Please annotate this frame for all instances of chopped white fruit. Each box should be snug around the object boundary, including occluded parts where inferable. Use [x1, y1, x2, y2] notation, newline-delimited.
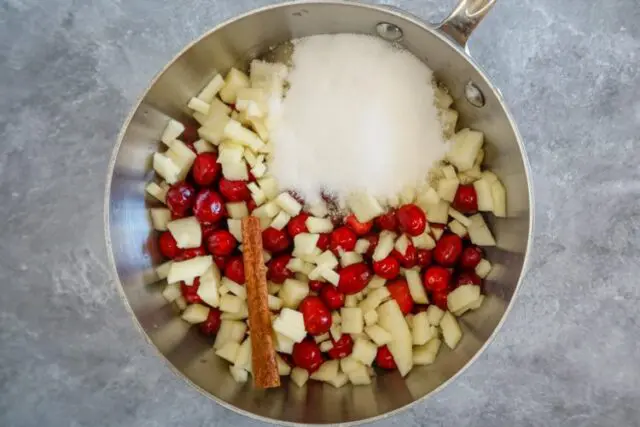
[440, 108, 459, 138]
[413, 338, 442, 365]
[198, 115, 230, 145]
[248, 183, 267, 206]
[188, 97, 210, 114]
[293, 233, 320, 256]
[234, 338, 252, 369]
[160, 119, 184, 145]
[181, 303, 210, 324]
[146, 181, 169, 204]
[468, 214, 496, 246]
[196, 266, 222, 307]
[405, 269, 429, 304]
[274, 353, 291, 376]
[308, 201, 328, 218]
[440, 311, 462, 349]
[426, 305, 445, 326]
[358, 287, 390, 313]
[174, 296, 187, 311]
[273, 308, 306, 343]
[372, 231, 396, 261]
[340, 356, 360, 374]
[257, 176, 279, 200]
[393, 234, 410, 256]
[319, 340, 334, 353]
[449, 207, 472, 227]
[432, 227, 445, 240]
[412, 312, 437, 345]
[411, 232, 436, 250]
[491, 179, 507, 217]
[447, 284, 481, 313]
[167, 217, 202, 249]
[216, 341, 240, 363]
[314, 333, 331, 344]
[458, 172, 479, 185]
[328, 372, 349, 388]
[290, 367, 309, 387]
[425, 200, 450, 224]
[268, 281, 282, 295]
[351, 339, 377, 366]
[150, 208, 171, 231]
[251, 161, 267, 179]
[314, 251, 339, 269]
[344, 295, 358, 308]
[219, 68, 250, 104]
[441, 165, 457, 180]
[167, 140, 196, 176]
[367, 275, 387, 290]
[279, 279, 309, 309]
[217, 141, 245, 164]
[341, 308, 364, 334]
[332, 311, 342, 325]
[347, 192, 385, 223]
[235, 88, 267, 115]
[286, 258, 314, 276]
[417, 186, 440, 207]
[438, 177, 460, 202]
[434, 86, 454, 109]
[473, 178, 494, 212]
[347, 363, 371, 385]
[475, 259, 492, 278]
[243, 149, 258, 167]
[226, 202, 249, 220]
[363, 310, 378, 326]
[252, 201, 280, 219]
[320, 268, 340, 286]
[161, 282, 181, 302]
[153, 153, 181, 184]
[221, 160, 249, 181]
[275, 192, 302, 216]
[167, 256, 212, 284]
[405, 314, 414, 329]
[340, 251, 363, 267]
[221, 277, 246, 299]
[274, 332, 295, 354]
[221, 306, 248, 320]
[330, 326, 342, 342]
[482, 170, 498, 183]
[193, 139, 215, 154]
[196, 74, 224, 103]
[223, 119, 264, 152]
[305, 217, 333, 233]
[227, 219, 243, 243]
[310, 360, 339, 382]
[269, 210, 291, 230]
[446, 128, 484, 172]
[229, 366, 249, 383]
[218, 284, 229, 295]
[364, 324, 392, 346]
[354, 239, 371, 255]
[475, 149, 485, 167]
[377, 300, 413, 376]
[219, 294, 246, 314]
[449, 220, 467, 238]
[267, 294, 283, 311]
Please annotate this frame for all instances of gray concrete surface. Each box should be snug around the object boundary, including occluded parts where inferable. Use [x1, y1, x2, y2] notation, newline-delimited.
[1, 0, 639, 426]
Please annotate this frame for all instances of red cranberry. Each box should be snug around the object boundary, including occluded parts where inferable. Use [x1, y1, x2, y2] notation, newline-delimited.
[174, 246, 207, 261]
[199, 308, 222, 335]
[319, 284, 346, 310]
[330, 227, 357, 254]
[292, 340, 324, 373]
[158, 231, 182, 259]
[166, 181, 196, 217]
[455, 271, 482, 287]
[182, 124, 199, 144]
[287, 213, 309, 237]
[218, 178, 250, 202]
[396, 204, 427, 236]
[299, 296, 332, 335]
[412, 304, 429, 314]
[309, 280, 325, 293]
[423, 266, 451, 293]
[192, 152, 221, 187]
[431, 290, 449, 310]
[452, 185, 478, 214]
[375, 345, 397, 370]
[193, 189, 226, 224]
[206, 230, 237, 256]
[213, 255, 227, 270]
[363, 234, 379, 257]
[316, 233, 330, 251]
[246, 199, 257, 212]
[262, 227, 291, 253]
[460, 245, 483, 269]
[267, 254, 293, 283]
[181, 278, 202, 304]
[372, 256, 400, 279]
[392, 243, 417, 268]
[416, 249, 433, 268]
[386, 279, 414, 314]
[224, 256, 245, 284]
[375, 210, 398, 231]
[201, 223, 220, 240]
[337, 263, 372, 295]
[327, 334, 354, 359]
[345, 214, 373, 236]
[434, 234, 463, 267]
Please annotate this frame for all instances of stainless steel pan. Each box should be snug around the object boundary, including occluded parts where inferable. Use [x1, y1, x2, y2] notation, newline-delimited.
[105, 0, 533, 424]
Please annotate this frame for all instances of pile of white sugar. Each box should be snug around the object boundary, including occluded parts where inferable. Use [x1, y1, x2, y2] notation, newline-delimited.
[269, 34, 448, 206]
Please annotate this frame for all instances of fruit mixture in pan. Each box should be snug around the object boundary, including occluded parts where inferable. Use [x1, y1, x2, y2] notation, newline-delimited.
[146, 36, 506, 388]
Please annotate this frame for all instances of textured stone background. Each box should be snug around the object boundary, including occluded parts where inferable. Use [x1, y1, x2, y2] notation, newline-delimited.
[1, 0, 639, 426]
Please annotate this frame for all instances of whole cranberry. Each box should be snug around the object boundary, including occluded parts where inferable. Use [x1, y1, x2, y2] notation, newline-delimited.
[174, 246, 207, 261]
[455, 271, 482, 287]
[224, 256, 245, 284]
[299, 296, 332, 335]
[181, 278, 202, 304]
[375, 345, 397, 370]
[412, 304, 429, 314]
[363, 234, 379, 257]
[452, 185, 478, 214]
[386, 279, 414, 314]
[327, 334, 354, 359]
[292, 340, 324, 373]
[166, 181, 196, 217]
[262, 227, 291, 253]
[181, 123, 199, 144]
[218, 178, 251, 202]
[375, 210, 398, 231]
[431, 290, 449, 310]
[337, 263, 372, 295]
[199, 308, 222, 336]
[309, 280, 325, 293]
[192, 152, 221, 187]
[319, 284, 346, 310]
[460, 245, 483, 269]
[434, 234, 463, 267]
[193, 189, 226, 224]
[316, 233, 330, 251]
[392, 243, 417, 268]
[330, 227, 357, 254]
[372, 256, 400, 279]
[246, 199, 257, 212]
[267, 254, 293, 283]
[287, 213, 309, 237]
[416, 249, 433, 268]
[396, 204, 427, 236]
[201, 223, 220, 241]
[423, 266, 451, 293]
[206, 230, 237, 256]
[345, 214, 373, 236]
[158, 231, 182, 259]
[213, 255, 227, 270]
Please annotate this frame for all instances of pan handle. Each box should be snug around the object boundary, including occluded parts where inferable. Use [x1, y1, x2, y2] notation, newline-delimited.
[437, 0, 497, 48]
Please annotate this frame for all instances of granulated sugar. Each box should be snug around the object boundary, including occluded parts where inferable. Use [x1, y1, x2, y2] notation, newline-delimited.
[269, 34, 448, 206]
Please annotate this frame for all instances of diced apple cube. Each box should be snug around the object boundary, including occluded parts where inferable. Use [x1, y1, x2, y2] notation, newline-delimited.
[394, 234, 410, 256]
[227, 219, 243, 243]
[167, 140, 197, 177]
[482, 170, 499, 183]
[167, 256, 212, 284]
[449, 207, 472, 227]
[266, 210, 290, 231]
[292, 233, 320, 257]
[347, 363, 371, 385]
[149, 208, 171, 231]
[252, 201, 280, 219]
[198, 119, 230, 146]
[447, 284, 481, 313]
[310, 360, 339, 382]
[434, 86, 454, 109]
[441, 165, 457, 179]
[413, 338, 442, 365]
[226, 202, 249, 220]
[220, 294, 245, 314]
[308, 201, 328, 218]
[221, 277, 246, 298]
[161, 282, 181, 302]
[440, 311, 462, 349]
[475, 259, 492, 278]
[197, 265, 222, 307]
[156, 261, 173, 280]
[216, 341, 240, 363]
[432, 227, 445, 240]
[223, 119, 264, 152]
[377, 300, 413, 376]
[411, 232, 436, 250]
[448, 220, 467, 238]
[188, 97, 210, 114]
[221, 160, 249, 181]
[364, 324, 392, 346]
[181, 303, 210, 324]
[367, 276, 387, 290]
[196, 74, 224, 103]
[279, 279, 309, 309]
[341, 308, 363, 334]
[354, 239, 371, 255]
[319, 340, 334, 353]
[405, 268, 429, 304]
[440, 108, 459, 138]
[363, 310, 378, 326]
[340, 251, 363, 267]
[160, 119, 184, 145]
[221, 306, 248, 320]
[153, 153, 181, 184]
[473, 178, 494, 212]
[193, 139, 215, 154]
[219, 68, 250, 104]
[257, 176, 279, 200]
[234, 338, 252, 368]
[347, 192, 385, 223]
[425, 200, 450, 224]
[229, 365, 248, 383]
[351, 339, 377, 366]
[446, 128, 484, 172]
[319, 268, 340, 286]
[412, 312, 437, 345]
[417, 186, 440, 207]
[339, 356, 360, 373]
[328, 372, 349, 388]
[167, 216, 202, 249]
[372, 231, 395, 261]
[274, 332, 295, 354]
[251, 161, 267, 179]
[174, 296, 187, 311]
[426, 305, 445, 326]
[274, 192, 302, 216]
[314, 333, 330, 344]
[146, 181, 168, 204]
[358, 287, 390, 313]
[344, 295, 358, 308]
[468, 214, 496, 246]
[305, 217, 333, 233]
[329, 323, 342, 341]
[290, 367, 309, 387]
[217, 141, 244, 164]
[273, 308, 306, 343]
[267, 294, 283, 311]
[491, 179, 507, 217]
